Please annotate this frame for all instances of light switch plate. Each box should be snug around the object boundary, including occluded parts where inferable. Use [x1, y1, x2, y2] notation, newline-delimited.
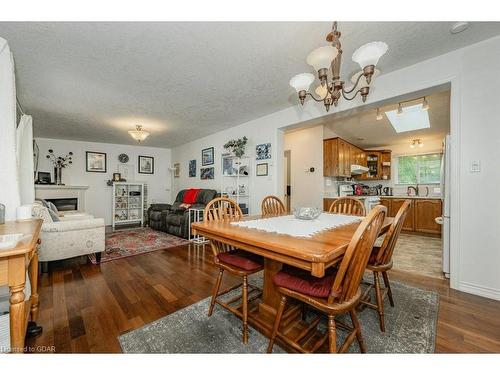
[470, 160, 481, 173]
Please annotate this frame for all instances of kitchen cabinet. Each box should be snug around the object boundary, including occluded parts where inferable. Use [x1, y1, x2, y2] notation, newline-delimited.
[380, 150, 391, 180]
[379, 198, 391, 210]
[414, 199, 442, 234]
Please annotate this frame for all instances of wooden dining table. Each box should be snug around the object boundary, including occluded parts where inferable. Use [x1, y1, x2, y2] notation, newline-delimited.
[192, 213, 393, 337]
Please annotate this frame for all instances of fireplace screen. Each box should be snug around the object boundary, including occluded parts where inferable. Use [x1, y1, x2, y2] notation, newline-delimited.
[46, 198, 78, 212]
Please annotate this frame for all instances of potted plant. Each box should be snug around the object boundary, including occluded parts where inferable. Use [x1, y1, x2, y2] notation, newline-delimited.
[223, 136, 248, 158]
[46, 149, 73, 185]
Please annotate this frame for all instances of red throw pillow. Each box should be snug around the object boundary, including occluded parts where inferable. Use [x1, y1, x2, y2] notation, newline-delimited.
[183, 189, 201, 204]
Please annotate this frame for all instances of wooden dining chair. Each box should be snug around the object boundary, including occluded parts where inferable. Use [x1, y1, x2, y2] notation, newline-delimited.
[328, 197, 366, 216]
[261, 195, 286, 216]
[267, 205, 387, 354]
[359, 199, 411, 332]
[204, 197, 263, 344]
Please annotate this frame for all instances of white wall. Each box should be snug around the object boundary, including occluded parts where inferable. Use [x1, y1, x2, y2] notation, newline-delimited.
[284, 125, 324, 209]
[35, 138, 172, 225]
[171, 35, 500, 300]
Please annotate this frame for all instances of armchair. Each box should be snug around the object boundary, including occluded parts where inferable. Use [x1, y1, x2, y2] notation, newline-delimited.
[32, 203, 105, 269]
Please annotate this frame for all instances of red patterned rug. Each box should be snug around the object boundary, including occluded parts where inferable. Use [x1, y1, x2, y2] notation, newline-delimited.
[88, 227, 189, 264]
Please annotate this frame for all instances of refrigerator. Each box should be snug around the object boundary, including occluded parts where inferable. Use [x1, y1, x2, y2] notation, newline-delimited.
[440, 134, 451, 278]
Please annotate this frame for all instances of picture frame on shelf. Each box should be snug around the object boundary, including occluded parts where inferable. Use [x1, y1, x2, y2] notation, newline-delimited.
[200, 167, 214, 180]
[86, 151, 107, 173]
[173, 163, 180, 178]
[256, 143, 271, 160]
[202, 147, 214, 166]
[138, 155, 154, 174]
[188, 160, 196, 177]
[256, 162, 268, 176]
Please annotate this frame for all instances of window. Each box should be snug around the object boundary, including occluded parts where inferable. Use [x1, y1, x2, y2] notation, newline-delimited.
[396, 153, 442, 184]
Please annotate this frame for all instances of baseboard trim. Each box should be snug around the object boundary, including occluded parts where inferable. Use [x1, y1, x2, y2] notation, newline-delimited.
[458, 281, 500, 301]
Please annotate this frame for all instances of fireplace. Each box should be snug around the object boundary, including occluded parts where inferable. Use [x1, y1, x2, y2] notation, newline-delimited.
[46, 198, 78, 212]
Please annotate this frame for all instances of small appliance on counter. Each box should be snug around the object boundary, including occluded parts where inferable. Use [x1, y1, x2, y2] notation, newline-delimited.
[382, 187, 393, 196]
[339, 184, 354, 197]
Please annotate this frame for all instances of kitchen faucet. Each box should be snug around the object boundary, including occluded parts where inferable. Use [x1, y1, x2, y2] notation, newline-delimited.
[407, 185, 419, 196]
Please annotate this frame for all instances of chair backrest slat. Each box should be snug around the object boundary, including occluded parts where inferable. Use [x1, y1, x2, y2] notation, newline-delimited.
[374, 199, 411, 265]
[261, 195, 286, 216]
[204, 198, 243, 257]
[328, 197, 366, 216]
[329, 205, 386, 303]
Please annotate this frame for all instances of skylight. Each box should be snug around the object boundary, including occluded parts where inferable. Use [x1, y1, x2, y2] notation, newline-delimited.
[385, 104, 430, 133]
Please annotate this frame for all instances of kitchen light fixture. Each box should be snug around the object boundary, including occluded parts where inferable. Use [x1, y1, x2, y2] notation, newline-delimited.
[410, 139, 424, 148]
[422, 96, 429, 111]
[289, 22, 388, 112]
[376, 108, 383, 120]
[128, 125, 150, 143]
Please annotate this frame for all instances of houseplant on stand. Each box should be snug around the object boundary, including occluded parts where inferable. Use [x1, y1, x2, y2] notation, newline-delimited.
[46, 149, 73, 185]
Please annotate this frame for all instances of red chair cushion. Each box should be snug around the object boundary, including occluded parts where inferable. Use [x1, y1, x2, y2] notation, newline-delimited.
[273, 267, 340, 298]
[217, 250, 263, 271]
[369, 246, 381, 265]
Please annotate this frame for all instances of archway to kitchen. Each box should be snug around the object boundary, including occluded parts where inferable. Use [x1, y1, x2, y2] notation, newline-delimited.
[281, 84, 452, 281]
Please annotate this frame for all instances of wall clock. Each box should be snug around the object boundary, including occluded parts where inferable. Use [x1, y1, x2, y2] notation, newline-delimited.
[118, 153, 129, 163]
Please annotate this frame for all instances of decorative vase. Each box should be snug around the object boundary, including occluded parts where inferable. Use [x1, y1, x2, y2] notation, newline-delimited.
[54, 166, 63, 185]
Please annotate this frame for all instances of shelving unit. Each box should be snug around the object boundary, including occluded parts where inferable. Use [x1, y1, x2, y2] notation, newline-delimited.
[112, 182, 144, 229]
[221, 154, 251, 215]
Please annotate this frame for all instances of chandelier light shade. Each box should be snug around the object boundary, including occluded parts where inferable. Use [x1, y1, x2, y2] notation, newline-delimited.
[290, 22, 388, 112]
[128, 125, 150, 143]
[289, 73, 315, 93]
[352, 42, 388, 70]
[306, 46, 339, 72]
[350, 68, 380, 87]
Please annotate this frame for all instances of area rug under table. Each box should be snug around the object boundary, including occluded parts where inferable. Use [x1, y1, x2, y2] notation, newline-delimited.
[119, 274, 439, 353]
[88, 227, 189, 264]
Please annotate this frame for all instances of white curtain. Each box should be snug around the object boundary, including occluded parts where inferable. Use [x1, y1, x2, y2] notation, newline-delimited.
[0, 37, 21, 220]
[16, 114, 35, 205]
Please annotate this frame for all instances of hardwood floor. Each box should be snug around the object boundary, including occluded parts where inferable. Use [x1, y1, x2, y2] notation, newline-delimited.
[26, 244, 500, 353]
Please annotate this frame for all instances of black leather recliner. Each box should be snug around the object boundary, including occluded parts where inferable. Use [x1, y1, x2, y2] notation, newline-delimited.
[147, 189, 218, 238]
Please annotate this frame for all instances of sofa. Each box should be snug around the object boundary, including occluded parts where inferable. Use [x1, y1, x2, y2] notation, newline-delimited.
[32, 202, 105, 269]
[148, 189, 218, 238]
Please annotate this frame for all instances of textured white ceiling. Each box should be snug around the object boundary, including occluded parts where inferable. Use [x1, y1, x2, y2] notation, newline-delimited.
[323, 90, 450, 149]
[1, 22, 499, 148]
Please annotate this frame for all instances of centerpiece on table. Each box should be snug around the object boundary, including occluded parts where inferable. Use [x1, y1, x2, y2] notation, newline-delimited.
[46, 149, 73, 185]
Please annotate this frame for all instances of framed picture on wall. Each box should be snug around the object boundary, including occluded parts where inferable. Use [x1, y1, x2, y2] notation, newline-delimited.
[200, 167, 214, 180]
[256, 163, 268, 176]
[86, 151, 107, 173]
[173, 163, 180, 178]
[256, 143, 271, 160]
[138, 155, 154, 174]
[202, 147, 214, 166]
[189, 160, 196, 177]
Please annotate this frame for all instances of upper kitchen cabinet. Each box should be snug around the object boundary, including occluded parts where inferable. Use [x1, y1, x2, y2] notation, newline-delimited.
[324, 137, 366, 177]
[323, 137, 390, 179]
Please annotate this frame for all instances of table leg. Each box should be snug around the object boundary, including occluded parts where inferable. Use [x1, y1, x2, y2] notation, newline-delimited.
[9, 256, 26, 353]
[28, 250, 39, 322]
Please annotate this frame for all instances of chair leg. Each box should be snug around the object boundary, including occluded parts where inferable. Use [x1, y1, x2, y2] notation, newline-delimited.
[208, 269, 224, 317]
[373, 271, 385, 332]
[327, 315, 337, 353]
[382, 271, 394, 307]
[350, 310, 366, 353]
[267, 295, 287, 353]
[242, 275, 249, 344]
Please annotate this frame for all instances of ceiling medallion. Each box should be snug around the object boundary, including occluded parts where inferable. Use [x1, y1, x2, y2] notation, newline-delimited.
[128, 124, 150, 143]
[289, 22, 388, 112]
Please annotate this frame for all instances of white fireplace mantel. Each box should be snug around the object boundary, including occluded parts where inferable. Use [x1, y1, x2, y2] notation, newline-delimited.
[35, 185, 89, 212]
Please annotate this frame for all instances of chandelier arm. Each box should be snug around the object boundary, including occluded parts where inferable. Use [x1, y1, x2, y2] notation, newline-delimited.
[342, 73, 364, 95]
[305, 92, 327, 103]
[341, 88, 360, 101]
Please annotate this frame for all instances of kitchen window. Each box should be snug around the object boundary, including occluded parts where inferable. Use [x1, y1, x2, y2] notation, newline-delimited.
[396, 153, 442, 184]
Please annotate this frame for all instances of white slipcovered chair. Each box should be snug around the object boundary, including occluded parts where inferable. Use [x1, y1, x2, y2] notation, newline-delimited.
[32, 203, 105, 270]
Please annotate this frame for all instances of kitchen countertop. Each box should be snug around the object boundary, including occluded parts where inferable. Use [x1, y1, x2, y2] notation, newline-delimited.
[323, 195, 441, 200]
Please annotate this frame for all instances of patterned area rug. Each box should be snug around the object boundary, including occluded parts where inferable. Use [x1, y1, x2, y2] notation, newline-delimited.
[88, 227, 189, 264]
[119, 273, 439, 353]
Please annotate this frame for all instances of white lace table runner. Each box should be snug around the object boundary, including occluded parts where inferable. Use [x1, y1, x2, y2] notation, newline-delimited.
[230, 213, 362, 238]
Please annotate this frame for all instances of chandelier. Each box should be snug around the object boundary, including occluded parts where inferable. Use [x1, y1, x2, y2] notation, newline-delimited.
[128, 125, 150, 143]
[289, 22, 388, 111]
